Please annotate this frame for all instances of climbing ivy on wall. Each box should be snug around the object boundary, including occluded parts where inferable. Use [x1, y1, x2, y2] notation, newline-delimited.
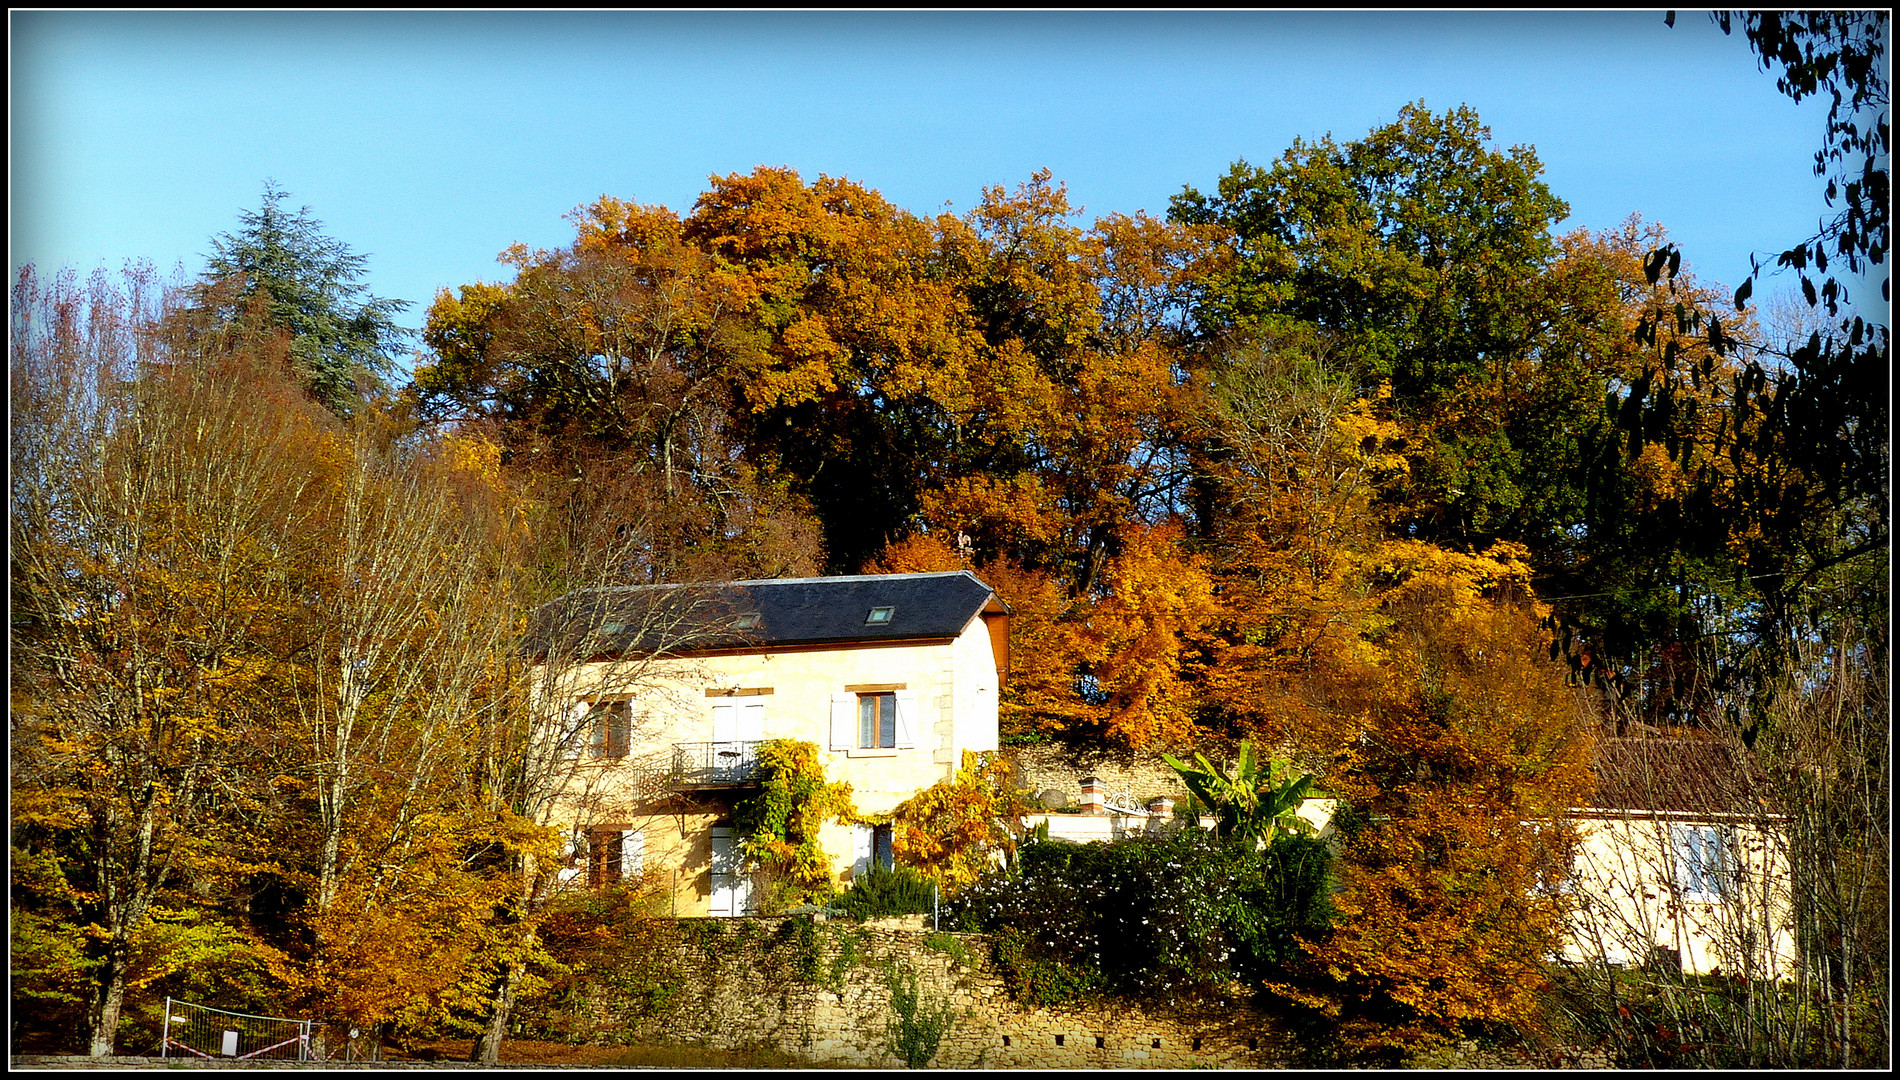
[884, 962, 960, 1067]
[890, 750, 1033, 893]
[734, 740, 859, 910]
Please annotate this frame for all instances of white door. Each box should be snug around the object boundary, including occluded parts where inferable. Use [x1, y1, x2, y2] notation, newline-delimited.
[711, 702, 765, 780]
[709, 826, 750, 916]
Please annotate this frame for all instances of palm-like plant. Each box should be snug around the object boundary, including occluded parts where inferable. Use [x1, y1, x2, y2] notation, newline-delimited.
[1163, 740, 1318, 847]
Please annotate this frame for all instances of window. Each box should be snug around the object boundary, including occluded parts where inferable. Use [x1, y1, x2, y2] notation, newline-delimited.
[586, 700, 631, 760]
[865, 606, 894, 625]
[853, 823, 894, 875]
[873, 823, 893, 870]
[1530, 823, 1578, 896]
[829, 689, 914, 751]
[709, 701, 765, 780]
[586, 828, 643, 887]
[1671, 823, 1733, 902]
[859, 692, 896, 748]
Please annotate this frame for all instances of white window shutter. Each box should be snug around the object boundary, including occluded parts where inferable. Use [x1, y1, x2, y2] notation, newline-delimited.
[893, 690, 918, 749]
[621, 829, 644, 877]
[709, 828, 729, 916]
[557, 830, 581, 883]
[852, 823, 873, 876]
[1672, 824, 1711, 897]
[830, 693, 856, 750]
[740, 702, 765, 741]
[1670, 825, 1685, 884]
[564, 701, 591, 759]
[712, 703, 735, 742]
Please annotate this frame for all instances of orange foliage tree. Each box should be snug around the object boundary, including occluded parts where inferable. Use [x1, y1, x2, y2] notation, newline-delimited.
[1266, 544, 1594, 1056]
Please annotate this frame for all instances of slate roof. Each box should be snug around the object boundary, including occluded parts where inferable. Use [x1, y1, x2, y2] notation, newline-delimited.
[531, 571, 1005, 659]
[1581, 736, 1776, 817]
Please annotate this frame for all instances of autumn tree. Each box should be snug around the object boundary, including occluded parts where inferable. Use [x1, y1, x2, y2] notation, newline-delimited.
[268, 418, 532, 1048]
[880, 174, 1231, 748]
[10, 263, 323, 1054]
[411, 196, 823, 582]
[921, 173, 1210, 586]
[675, 166, 981, 571]
[450, 481, 748, 1065]
[1268, 545, 1594, 1059]
[1184, 330, 1410, 746]
[1166, 295, 1597, 1053]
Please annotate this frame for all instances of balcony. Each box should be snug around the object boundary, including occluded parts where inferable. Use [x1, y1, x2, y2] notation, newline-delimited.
[671, 740, 764, 788]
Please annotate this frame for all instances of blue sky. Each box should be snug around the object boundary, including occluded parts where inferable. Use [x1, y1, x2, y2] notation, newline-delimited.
[10, 11, 1846, 342]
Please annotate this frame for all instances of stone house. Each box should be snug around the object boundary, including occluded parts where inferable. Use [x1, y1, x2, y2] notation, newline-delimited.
[538, 571, 1009, 916]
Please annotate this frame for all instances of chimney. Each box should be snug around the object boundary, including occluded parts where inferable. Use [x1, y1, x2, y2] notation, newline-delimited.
[1145, 795, 1174, 834]
[1080, 775, 1105, 814]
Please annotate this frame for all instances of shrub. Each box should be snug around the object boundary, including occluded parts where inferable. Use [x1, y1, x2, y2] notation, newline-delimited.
[836, 862, 937, 920]
[946, 828, 1334, 1006]
[528, 880, 681, 1032]
[733, 740, 857, 910]
[889, 750, 1032, 894]
[921, 931, 972, 967]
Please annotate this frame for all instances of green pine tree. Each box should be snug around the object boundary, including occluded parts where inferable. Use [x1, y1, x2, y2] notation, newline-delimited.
[200, 180, 410, 414]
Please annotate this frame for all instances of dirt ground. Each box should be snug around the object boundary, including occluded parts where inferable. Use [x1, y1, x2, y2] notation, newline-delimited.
[399, 1039, 821, 1068]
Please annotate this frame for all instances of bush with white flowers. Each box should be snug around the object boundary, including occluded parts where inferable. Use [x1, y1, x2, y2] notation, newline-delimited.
[945, 827, 1334, 1006]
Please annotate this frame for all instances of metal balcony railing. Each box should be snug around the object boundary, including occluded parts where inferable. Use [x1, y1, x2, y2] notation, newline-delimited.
[671, 740, 764, 787]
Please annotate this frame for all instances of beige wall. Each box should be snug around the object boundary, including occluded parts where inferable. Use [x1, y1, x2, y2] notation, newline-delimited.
[1560, 812, 1795, 978]
[545, 612, 1000, 915]
[1024, 798, 1339, 846]
[949, 611, 1001, 767]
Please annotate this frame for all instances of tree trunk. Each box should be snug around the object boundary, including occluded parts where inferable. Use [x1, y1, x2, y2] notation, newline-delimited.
[86, 794, 163, 1056]
[471, 961, 523, 1066]
[84, 938, 130, 1056]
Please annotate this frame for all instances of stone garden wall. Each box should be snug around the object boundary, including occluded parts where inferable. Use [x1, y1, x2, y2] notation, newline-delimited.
[1006, 741, 1196, 809]
[578, 914, 1296, 1068]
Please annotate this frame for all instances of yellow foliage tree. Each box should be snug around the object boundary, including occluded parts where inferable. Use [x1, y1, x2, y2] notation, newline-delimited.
[890, 751, 1031, 894]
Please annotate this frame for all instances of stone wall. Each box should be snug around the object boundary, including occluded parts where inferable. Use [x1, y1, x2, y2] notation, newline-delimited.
[1004, 741, 1198, 809]
[582, 915, 1294, 1068]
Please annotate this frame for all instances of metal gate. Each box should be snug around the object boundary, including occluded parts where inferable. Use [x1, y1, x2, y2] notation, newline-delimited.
[161, 996, 316, 1061]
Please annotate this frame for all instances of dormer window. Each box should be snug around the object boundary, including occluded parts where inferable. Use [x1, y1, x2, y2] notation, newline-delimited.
[732, 612, 762, 630]
[865, 606, 894, 626]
